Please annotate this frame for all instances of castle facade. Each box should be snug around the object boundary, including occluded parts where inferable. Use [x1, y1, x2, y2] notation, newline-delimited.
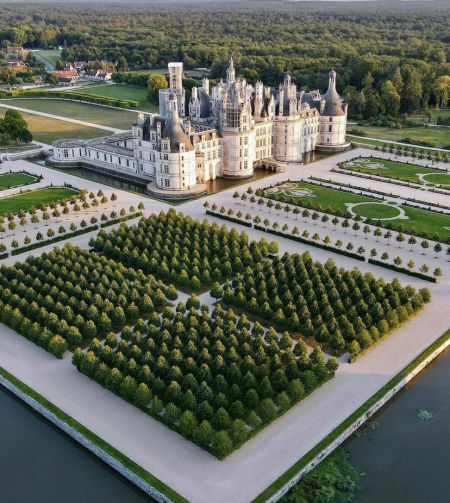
[49, 60, 349, 198]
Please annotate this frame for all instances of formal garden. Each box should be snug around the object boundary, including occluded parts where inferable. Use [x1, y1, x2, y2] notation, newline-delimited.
[216, 252, 429, 358]
[0, 244, 176, 357]
[73, 299, 338, 458]
[0, 171, 40, 190]
[339, 157, 450, 188]
[90, 209, 276, 292]
[0, 186, 79, 215]
[261, 180, 450, 242]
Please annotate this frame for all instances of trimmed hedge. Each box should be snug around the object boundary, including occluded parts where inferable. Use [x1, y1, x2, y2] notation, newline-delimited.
[0, 252, 8, 260]
[368, 258, 436, 283]
[206, 210, 252, 227]
[253, 224, 365, 261]
[11, 225, 98, 255]
[100, 212, 142, 228]
[0, 90, 139, 109]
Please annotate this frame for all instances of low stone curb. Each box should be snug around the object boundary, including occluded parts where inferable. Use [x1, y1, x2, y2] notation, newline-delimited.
[0, 373, 175, 503]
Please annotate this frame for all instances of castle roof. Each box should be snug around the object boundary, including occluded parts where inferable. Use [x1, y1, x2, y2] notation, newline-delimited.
[322, 70, 345, 117]
[162, 94, 194, 152]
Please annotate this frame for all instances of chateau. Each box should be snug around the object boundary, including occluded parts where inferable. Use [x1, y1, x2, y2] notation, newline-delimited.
[49, 60, 349, 198]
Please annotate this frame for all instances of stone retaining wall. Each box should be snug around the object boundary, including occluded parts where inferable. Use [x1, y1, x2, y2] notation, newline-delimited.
[266, 335, 450, 503]
[0, 374, 175, 503]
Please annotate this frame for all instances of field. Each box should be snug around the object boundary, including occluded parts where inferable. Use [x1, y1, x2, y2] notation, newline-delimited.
[65, 84, 158, 112]
[264, 181, 450, 241]
[0, 106, 107, 144]
[35, 49, 62, 67]
[0, 99, 136, 129]
[0, 187, 79, 214]
[341, 157, 450, 188]
[409, 108, 450, 123]
[349, 124, 450, 149]
[0, 172, 38, 189]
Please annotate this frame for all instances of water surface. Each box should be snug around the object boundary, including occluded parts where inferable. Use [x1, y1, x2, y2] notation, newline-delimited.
[0, 386, 154, 503]
[347, 347, 450, 503]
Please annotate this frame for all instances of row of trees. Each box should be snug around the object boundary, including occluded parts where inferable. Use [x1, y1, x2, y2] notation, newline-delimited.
[257, 184, 450, 244]
[215, 253, 430, 357]
[91, 209, 274, 292]
[0, 244, 175, 356]
[73, 300, 338, 458]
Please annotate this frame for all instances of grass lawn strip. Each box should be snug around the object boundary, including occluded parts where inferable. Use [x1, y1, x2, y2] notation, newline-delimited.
[0, 365, 188, 503]
[341, 157, 450, 187]
[64, 84, 158, 112]
[252, 328, 450, 503]
[0, 99, 137, 130]
[264, 180, 450, 241]
[0, 106, 108, 144]
[0, 187, 79, 214]
[0, 172, 38, 189]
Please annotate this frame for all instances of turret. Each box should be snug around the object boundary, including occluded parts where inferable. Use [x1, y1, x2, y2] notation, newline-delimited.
[226, 56, 235, 84]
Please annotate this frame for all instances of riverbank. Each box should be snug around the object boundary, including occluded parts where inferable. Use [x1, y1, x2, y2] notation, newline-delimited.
[255, 327, 450, 503]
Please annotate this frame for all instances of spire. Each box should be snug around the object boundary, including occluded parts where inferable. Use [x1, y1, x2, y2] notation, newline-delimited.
[327, 70, 337, 93]
[323, 70, 345, 117]
[226, 55, 235, 84]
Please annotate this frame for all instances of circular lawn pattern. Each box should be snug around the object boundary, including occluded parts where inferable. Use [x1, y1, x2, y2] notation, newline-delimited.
[347, 202, 407, 220]
[419, 172, 450, 188]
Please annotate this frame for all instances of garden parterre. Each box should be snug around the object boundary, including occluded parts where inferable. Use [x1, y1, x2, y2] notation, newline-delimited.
[340, 157, 450, 188]
[262, 181, 450, 242]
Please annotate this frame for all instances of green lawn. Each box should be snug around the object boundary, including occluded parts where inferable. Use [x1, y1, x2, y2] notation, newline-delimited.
[0, 187, 79, 214]
[409, 108, 450, 123]
[0, 143, 40, 153]
[0, 172, 38, 189]
[64, 84, 158, 112]
[0, 99, 136, 129]
[350, 124, 450, 149]
[341, 157, 450, 188]
[264, 181, 450, 241]
[0, 106, 107, 144]
[35, 50, 62, 67]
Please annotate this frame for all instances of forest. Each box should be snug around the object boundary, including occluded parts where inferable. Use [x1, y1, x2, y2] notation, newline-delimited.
[0, 2, 448, 118]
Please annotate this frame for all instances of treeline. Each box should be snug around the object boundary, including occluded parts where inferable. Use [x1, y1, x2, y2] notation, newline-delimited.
[0, 3, 448, 117]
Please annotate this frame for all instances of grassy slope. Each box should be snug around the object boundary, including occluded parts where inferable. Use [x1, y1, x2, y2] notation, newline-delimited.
[0, 99, 136, 129]
[35, 49, 61, 67]
[0, 187, 79, 214]
[0, 172, 37, 188]
[68, 84, 158, 112]
[352, 124, 450, 149]
[0, 106, 107, 144]
[265, 181, 450, 240]
[342, 157, 450, 186]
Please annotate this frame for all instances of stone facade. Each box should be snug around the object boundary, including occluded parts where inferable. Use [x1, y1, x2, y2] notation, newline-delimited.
[49, 60, 349, 199]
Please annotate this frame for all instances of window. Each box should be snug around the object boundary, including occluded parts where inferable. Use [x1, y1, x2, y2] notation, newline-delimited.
[329, 117, 332, 122]
[126, 159, 129, 167]
[164, 165, 169, 174]
[163, 154, 168, 160]
[63, 149, 68, 158]
[164, 178, 170, 188]
[329, 125, 332, 132]
[118, 158, 121, 165]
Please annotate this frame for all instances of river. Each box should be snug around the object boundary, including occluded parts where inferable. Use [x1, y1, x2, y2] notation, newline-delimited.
[347, 346, 450, 503]
[0, 386, 154, 503]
